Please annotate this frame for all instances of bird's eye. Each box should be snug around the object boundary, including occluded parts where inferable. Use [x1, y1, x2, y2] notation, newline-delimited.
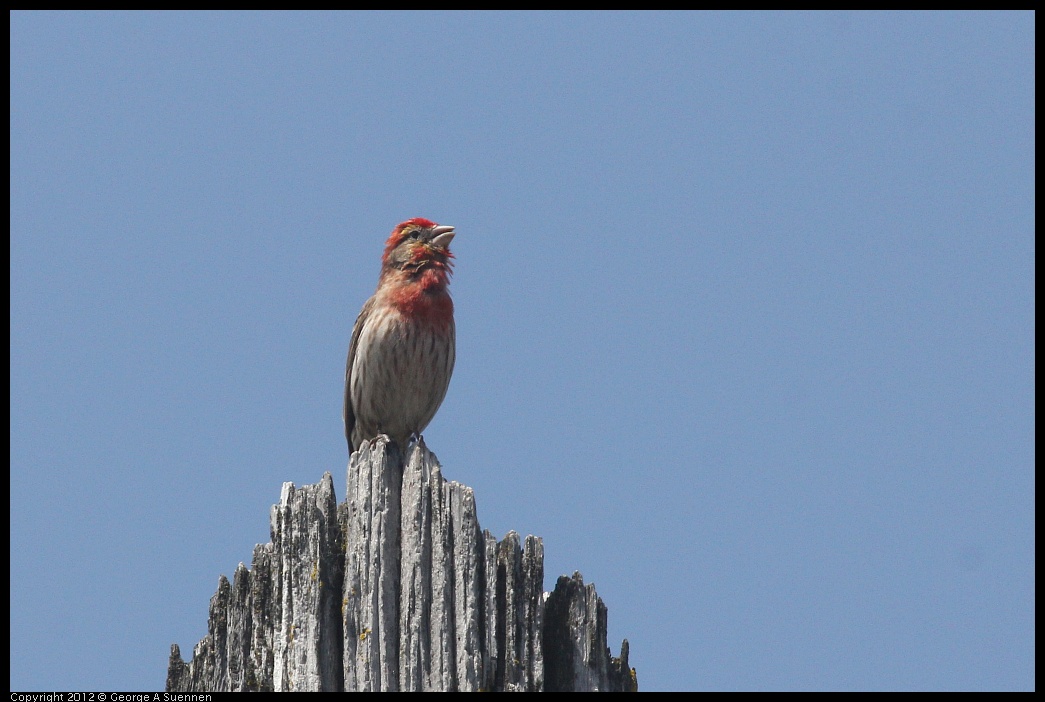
[407, 228, 423, 240]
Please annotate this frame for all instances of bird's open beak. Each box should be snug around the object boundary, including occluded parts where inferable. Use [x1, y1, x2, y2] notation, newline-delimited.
[428, 225, 455, 250]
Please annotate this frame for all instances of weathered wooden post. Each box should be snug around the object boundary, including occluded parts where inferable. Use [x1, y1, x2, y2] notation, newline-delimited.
[166, 438, 636, 691]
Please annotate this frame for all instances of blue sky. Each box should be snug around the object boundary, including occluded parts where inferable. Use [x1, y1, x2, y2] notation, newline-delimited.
[10, 11, 1034, 691]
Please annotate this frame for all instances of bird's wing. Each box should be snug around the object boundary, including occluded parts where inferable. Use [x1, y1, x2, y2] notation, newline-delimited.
[344, 296, 376, 455]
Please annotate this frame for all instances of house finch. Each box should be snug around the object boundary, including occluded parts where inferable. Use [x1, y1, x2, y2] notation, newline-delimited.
[343, 217, 457, 455]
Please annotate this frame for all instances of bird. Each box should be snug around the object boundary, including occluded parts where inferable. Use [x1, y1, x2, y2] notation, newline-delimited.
[343, 217, 457, 456]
